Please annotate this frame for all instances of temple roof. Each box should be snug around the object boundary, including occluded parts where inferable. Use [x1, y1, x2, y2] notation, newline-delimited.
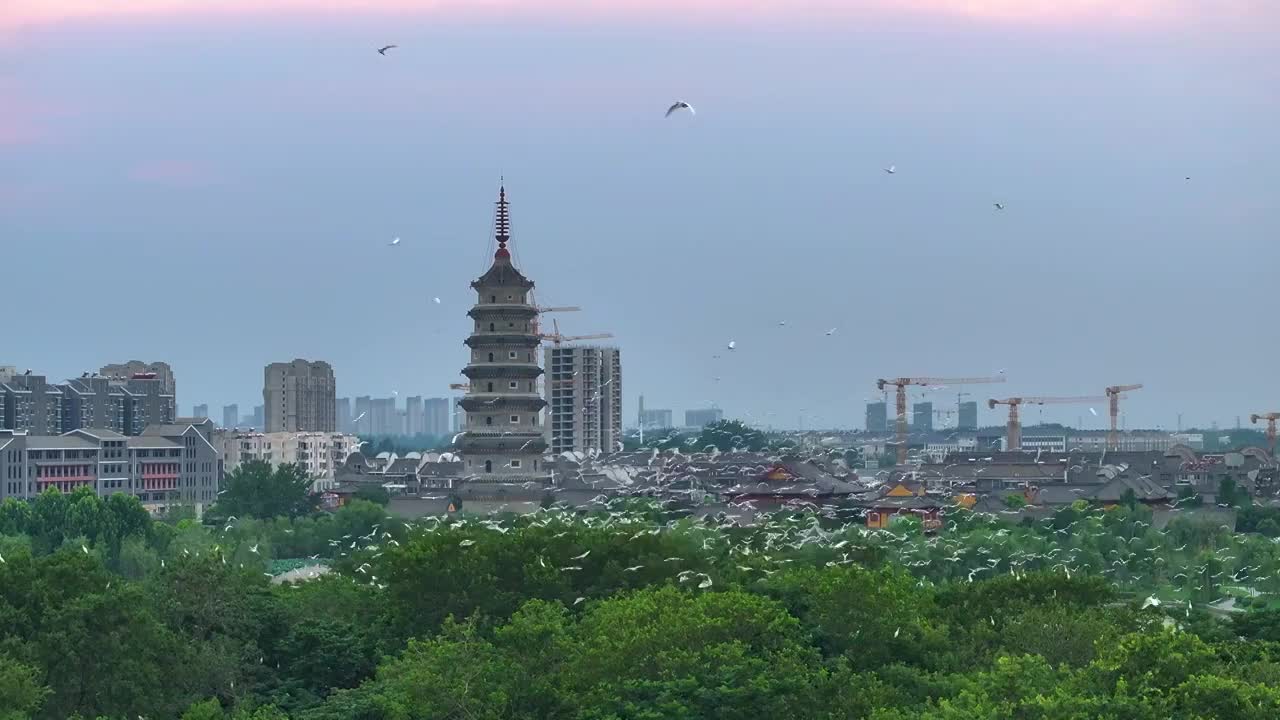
[472, 184, 535, 290]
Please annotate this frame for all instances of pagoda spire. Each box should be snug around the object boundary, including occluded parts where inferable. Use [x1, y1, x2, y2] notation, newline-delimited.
[494, 179, 511, 259]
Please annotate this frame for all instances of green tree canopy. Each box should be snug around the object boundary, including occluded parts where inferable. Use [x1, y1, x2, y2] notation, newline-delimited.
[212, 461, 315, 520]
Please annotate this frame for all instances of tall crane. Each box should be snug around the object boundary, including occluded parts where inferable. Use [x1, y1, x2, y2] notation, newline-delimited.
[876, 376, 1006, 464]
[540, 318, 613, 347]
[1105, 383, 1144, 450]
[1250, 412, 1280, 456]
[988, 396, 1109, 451]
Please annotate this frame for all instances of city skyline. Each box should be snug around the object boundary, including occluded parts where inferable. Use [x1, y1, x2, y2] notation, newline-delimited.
[3, 1, 1276, 431]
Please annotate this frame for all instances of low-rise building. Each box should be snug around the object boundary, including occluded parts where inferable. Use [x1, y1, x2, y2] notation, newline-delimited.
[218, 430, 361, 491]
[0, 419, 221, 512]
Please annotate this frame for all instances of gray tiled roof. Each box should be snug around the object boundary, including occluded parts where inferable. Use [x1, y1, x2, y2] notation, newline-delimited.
[26, 436, 96, 450]
[127, 436, 180, 449]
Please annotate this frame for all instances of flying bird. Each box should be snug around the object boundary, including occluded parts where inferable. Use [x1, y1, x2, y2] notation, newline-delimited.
[825, 328, 837, 336]
[665, 101, 695, 117]
[993, 203, 1005, 210]
[727, 340, 736, 350]
[433, 297, 441, 304]
[389, 237, 401, 246]
[884, 165, 896, 174]
[377, 45, 397, 55]
[1089, 408, 1098, 416]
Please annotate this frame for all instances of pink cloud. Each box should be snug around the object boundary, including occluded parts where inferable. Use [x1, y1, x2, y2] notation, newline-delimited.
[127, 159, 212, 186]
[3, 0, 1271, 31]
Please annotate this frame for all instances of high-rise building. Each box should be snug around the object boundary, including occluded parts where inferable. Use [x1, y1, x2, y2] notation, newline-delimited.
[913, 402, 934, 432]
[865, 401, 888, 432]
[59, 374, 174, 436]
[218, 430, 360, 492]
[424, 397, 450, 437]
[958, 401, 978, 431]
[639, 408, 673, 430]
[193, 404, 209, 420]
[546, 346, 623, 454]
[451, 396, 463, 433]
[685, 408, 723, 428]
[222, 404, 239, 429]
[100, 360, 176, 398]
[370, 397, 397, 435]
[251, 405, 264, 430]
[405, 396, 424, 436]
[263, 359, 335, 432]
[457, 186, 548, 481]
[336, 397, 352, 433]
[354, 396, 372, 435]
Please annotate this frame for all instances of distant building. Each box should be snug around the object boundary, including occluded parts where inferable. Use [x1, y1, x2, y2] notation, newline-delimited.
[865, 402, 888, 432]
[100, 360, 175, 397]
[218, 430, 360, 492]
[250, 405, 264, 430]
[685, 408, 724, 428]
[640, 408, 674, 430]
[451, 396, 463, 433]
[546, 346, 623, 454]
[222, 404, 239, 430]
[913, 402, 933, 432]
[60, 374, 175, 435]
[264, 359, 336, 432]
[193, 404, 209, 420]
[336, 397, 352, 433]
[354, 397, 372, 435]
[405, 396, 424, 435]
[958, 401, 978, 431]
[425, 397, 450, 437]
[370, 397, 397, 435]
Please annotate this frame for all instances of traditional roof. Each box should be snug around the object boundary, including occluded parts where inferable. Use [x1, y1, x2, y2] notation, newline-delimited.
[472, 185, 535, 290]
[127, 436, 181, 449]
[1088, 474, 1173, 503]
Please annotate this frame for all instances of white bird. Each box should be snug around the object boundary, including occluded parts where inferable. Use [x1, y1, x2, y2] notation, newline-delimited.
[433, 297, 441, 304]
[570, 550, 591, 560]
[459, 539, 476, 547]
[1141, 596, 1161, 609]
[665, 100, 695, 117]
[82, 544, 89, 554]
[249, 543, 259, 554]
[0, 552, 4, 563]
[893, 627, 900, 638]
[697, 575, 713, 589]
[573, 596, 586, 605]
[727, 340, 736, 350]
[884, 165, 896, 174]
[353, 411, 367, 423]
[377, 44, 397, 55]
[1089, 408, 1098, 416]
[624, 565, 644, 572]
[389, 237, 401, 246]
[825, 328, 837, 336]
[993, 202, 1005, 210]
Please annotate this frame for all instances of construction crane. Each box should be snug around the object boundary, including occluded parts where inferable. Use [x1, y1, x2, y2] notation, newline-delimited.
[1105, 383, 1144, 450]
[988, 396, 1109, 451]
[1250, 412, 1280, 455]
[540, 318, 613, 347]
[876, 376, 1006, 464]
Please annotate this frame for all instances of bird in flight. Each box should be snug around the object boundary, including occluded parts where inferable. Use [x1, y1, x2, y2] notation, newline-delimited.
[377, 45, 397, 55]
[884, 165, 896, 175]
[825, 327, 837, 336]
[433, 297, 441, 304]
[665, 101, 695, 118]
[993, 203, 1005, 210]
[727, 340, 736, 350]
[389, 237, 401, 246]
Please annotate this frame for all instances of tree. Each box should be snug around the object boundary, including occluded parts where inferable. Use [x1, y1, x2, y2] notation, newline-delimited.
[213, 461, 315, 520]
[351, 485, 390, 506]
[0, 655, 49, 720]
[1218, 477, 1242, 507]
[697, 419, 767, 452]
[1003, 494, 1027, 510]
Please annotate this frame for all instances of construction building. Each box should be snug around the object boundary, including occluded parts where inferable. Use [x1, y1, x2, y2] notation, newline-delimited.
[546, 346, 623, 454]
[958, 401, 978, 431]
[263, 359, 336, 433]
[456, 185, 549, 481]
[865, 401, 888, 432]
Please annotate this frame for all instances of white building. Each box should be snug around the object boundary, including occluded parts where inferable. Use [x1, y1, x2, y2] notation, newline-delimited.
[218, 430, 360, 491]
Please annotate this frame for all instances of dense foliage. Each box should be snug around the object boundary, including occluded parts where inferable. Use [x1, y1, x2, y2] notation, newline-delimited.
[4, 487, 1280, 718]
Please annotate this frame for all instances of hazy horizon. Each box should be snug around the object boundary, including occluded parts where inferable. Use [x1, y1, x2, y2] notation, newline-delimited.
[3, 0, 1277, 431]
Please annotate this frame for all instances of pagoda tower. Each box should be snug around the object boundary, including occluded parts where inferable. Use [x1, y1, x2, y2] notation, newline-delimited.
[457, 185, 549, 482]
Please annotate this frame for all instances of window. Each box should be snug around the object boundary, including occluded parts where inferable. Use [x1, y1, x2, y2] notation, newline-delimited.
[488, 352, 494, 362]
[484, 460, 492, 472]
[486, 382, 494, 392]
[486, 416, 493, 426]
[509, 381, 518, 389]
[490, 295, 496, 303]
[509, 351, 518, 360]
[510, 415, 520, 423]
[510, 459, 521, 468]
[489, 323, 495, 331]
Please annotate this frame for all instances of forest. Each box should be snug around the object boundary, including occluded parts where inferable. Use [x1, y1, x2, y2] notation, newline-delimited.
[4, 471, 1280, 718]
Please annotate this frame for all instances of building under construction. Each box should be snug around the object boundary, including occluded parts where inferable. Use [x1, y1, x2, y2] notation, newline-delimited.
[546, 346, 623, 455]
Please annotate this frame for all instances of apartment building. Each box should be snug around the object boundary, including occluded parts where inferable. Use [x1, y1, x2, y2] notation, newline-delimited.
[218, 430, 361, 491]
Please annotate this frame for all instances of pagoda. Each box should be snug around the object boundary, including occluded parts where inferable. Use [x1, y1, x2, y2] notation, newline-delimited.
[457, 185, 549, 482]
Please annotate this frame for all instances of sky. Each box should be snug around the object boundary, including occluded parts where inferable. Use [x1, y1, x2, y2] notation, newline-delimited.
[2, 0, 1277, 432]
